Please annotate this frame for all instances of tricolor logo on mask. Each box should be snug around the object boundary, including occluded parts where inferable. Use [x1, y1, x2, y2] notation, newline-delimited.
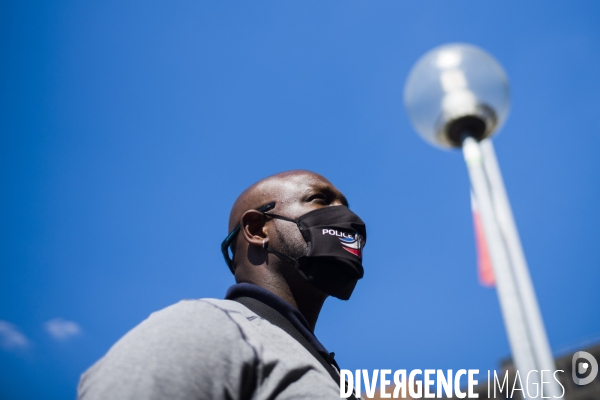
[322, 229, 364, 258]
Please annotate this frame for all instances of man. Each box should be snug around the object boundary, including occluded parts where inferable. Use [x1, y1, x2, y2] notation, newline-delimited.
[78, 170, 366, 399]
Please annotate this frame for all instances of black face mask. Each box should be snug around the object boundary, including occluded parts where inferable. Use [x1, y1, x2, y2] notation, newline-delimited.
[265, 205, 367, 300]
[221, 203, 367, 301]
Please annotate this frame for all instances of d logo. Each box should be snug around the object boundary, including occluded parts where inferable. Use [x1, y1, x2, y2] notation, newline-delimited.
[572, 351, 598, 385]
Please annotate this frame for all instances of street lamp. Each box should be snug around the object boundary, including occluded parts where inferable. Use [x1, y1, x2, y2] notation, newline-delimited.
[404, 43, 509, 148]
[404, 43, 561, 399]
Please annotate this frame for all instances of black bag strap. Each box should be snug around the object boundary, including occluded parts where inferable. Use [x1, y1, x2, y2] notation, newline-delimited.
[232, 296, 357, 400]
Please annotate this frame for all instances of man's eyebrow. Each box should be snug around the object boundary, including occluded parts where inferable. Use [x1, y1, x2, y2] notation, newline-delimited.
[319, 186, 349, 207]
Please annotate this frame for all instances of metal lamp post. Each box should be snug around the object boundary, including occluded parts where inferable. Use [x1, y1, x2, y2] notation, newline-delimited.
[404, 43, 561, 399]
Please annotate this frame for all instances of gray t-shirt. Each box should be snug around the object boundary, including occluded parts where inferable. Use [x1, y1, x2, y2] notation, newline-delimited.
[78, 298, 342, 399]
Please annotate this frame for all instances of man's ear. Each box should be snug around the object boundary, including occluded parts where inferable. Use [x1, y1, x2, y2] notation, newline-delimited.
[240, 210, 268, 248]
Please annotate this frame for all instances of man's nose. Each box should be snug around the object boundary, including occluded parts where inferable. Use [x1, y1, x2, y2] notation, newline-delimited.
[330, 198, 346, 207]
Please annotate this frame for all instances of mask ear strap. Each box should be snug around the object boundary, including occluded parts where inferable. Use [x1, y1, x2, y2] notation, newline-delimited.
[263, 213, 298, 223]
[261, 212, 302, 268]
[266, 247, 300, 269]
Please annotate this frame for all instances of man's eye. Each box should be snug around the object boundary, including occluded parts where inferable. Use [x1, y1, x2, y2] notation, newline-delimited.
[308, 194, 327, 203]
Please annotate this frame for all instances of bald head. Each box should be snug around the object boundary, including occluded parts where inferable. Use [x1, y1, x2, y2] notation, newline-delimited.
[228, 170, 348, 232]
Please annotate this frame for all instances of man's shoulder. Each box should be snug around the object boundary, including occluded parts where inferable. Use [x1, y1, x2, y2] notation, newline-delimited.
[150, 297, 255, 321]
[118, 297, 258, 345]
[78, 298, 262, 399]
[87, 298, 262, 370]
[79, 297, 342, 400]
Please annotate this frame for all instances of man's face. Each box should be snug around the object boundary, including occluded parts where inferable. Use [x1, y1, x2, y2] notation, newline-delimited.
[263, 172, 350, 259]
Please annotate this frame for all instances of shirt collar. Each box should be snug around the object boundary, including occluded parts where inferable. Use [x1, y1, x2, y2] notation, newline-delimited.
[225, 283, 329, 355]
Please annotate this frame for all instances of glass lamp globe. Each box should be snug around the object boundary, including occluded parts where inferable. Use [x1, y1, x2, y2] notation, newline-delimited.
[404, 43, 510, 149]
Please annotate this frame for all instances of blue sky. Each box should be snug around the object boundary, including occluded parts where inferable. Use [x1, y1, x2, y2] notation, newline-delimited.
[1, 1, 599, 398]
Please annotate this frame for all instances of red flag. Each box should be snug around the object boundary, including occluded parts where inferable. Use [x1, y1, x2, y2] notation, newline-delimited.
[471, 193, 495, 287]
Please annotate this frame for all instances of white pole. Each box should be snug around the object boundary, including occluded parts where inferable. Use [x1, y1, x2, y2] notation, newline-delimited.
[462, 137, 538, 398]
[480, 139, 561, 398]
